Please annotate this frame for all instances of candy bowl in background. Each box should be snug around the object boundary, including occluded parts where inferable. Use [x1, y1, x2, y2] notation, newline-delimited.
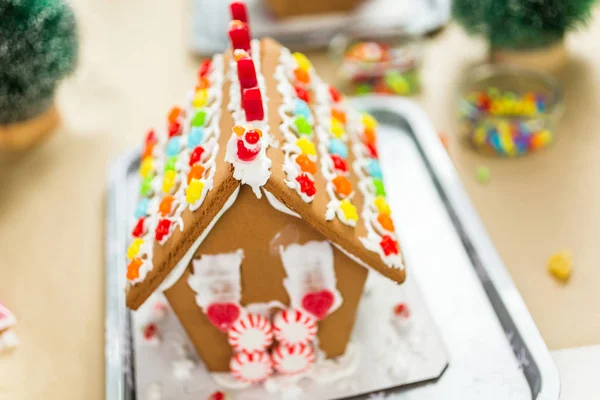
[330, 33, 422, 96]
[458, 65, 563, 157]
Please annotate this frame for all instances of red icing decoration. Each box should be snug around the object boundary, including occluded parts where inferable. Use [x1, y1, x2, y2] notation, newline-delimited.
[330, 154, 347, 172]
[228, 20, 250, 52]
[393, 303, 410, 318]
[295, 84, 311, 103]
[242, 87, 264, 121]
[145, 129, 156, 145]
[132, 218, 145, 238]
[366, 143, 379, 158]
[329, 85, 342, 103]
[236, 139, 260, 162]
[206, 303, 241, 332]
[209, 392, 227, 400]
[237, 57, 257, 89]
[230, 1, 248, 23]
[168, 121, 181, 138]
[301, 290, 334, 320]
[295, 174, 316, 197]
[245, 129, 260, 145]
[189, 146, 205, 166]
[155, 218, 172, 241]
[380, 235, 399, 256]
[198, 59, 212, 79]
[143, 323, 158, 340]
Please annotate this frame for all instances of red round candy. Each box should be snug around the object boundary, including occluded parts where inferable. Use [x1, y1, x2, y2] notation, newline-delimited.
[236, 140, 260, 162]
[168, 121, 181, 137]
[294, 84, 311, 103]
[198, 59, 212, 79]
[132, 218, 145, 238]
[366, 143, 378, 158]
[330, 154, 347, 172]
[245, 129, 260, 145]
[189, 146, 205, 166]
[155, 218, 172, 241]
[329, 85, 342, 103]
[296, 174, 316, 197]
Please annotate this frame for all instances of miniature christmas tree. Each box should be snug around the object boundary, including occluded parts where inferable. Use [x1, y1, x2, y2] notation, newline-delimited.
[453, 0, 595, 50]
[0, 0, 78, 125]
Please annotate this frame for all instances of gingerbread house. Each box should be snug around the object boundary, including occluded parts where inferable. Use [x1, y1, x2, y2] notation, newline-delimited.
[125, 2, 406, 383]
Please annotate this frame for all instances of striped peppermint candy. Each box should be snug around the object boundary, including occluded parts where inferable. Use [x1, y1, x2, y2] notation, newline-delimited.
[229, 351, 273, 383]
[227, 313, 273, 353]
[272, 343, 316, 375]
[273, 308, 317, 346]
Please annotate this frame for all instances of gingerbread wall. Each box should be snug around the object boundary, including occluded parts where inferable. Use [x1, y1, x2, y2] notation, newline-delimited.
[164, 185, 368, 372]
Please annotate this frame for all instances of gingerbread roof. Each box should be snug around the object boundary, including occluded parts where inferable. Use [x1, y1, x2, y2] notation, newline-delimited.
[125, 26, 405, 311]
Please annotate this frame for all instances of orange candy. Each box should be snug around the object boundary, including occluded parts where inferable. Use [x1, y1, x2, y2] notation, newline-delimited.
[363, 127, 376, 145]
[294, 68, 311, 84]
[332, 175, 353, 197]
[168, 107, 182, 124]
[377, 213, 395, 232]
[159, 195, 175, 216]
[142, 143, 155, 159]
[196, 77, 210, 90]
[233, 125, 246, 136]
[127, 258, 143, 281]
[331, 108, 346, 124]
[187, 164, 205, 184]
[295, 154, 317, 175]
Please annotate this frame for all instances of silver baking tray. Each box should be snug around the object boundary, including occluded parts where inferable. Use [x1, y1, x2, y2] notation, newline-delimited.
[105, 97, 560, 399]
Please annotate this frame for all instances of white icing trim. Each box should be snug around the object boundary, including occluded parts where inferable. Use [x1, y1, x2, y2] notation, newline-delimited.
[263, 189, 301, 218]
[158, 186, 241, 291]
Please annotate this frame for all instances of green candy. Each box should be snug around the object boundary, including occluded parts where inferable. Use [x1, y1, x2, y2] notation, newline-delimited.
[164, 155, 178, 171]
[140, 176, 154, 197]
[476, 165, 491, 184]
[294, 115, 312, 136]
[192, 110, 206, 127]
[373, 178, 386, 196]
[355, 83, 373, 95]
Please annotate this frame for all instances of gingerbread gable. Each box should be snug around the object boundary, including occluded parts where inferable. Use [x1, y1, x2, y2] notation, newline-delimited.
[125, 35, 405, 310]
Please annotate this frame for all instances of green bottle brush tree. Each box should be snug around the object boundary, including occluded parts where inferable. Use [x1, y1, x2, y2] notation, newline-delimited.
[0, 0, 78, 150]
[452, 0, 596, 70]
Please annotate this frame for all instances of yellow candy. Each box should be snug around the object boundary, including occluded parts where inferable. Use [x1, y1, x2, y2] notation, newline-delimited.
[473, 125, 487, 146]
[331, 118, 345, 139]
[362, 113, 378, 130]
[499, 130, 516, 155]
[193, 89, 208, 108]
[531, 129, 553, 149]
[127, 238, 144, 260]
[292, 52, 312, 71]
[139, 157, 153, 177]
[296, 137, 316, 156]
[162, 170, 177, 194]
[548, 251, 572, 282]
[186, 179, 205, 204]
[339, 199, 358, 222]
[374, 196, 391, 215]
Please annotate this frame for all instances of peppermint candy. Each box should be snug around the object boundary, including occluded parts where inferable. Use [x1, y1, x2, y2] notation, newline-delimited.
[272, 343, 316, 375]
[230, 351, 273, 383]
[273, 308, 317, 346]
[228, 313, 273, 352]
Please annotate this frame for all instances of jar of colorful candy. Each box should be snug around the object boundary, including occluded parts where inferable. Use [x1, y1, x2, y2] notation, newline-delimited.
[331, 33, 422, 96]
[458, 65, 563, 157]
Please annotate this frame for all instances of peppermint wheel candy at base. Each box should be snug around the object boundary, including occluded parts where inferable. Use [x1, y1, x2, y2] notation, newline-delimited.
[228, 313, 273, 352]
[230, 351, 273, 383]
[272, 343, 316, 375]
[273, 308, 317, 346]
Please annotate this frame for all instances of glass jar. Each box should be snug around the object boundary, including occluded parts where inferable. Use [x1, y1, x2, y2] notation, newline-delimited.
[458, 65, 563, 157]
[330, 33, 422, 96]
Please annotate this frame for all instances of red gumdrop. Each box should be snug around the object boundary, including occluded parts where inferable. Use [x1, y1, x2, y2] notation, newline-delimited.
[198, 59, 212, 79]
[155, 218, 172, 241]
[380, 235, 399, 256]
[230, 1, 248, 23]
[330, 154, 347, 172]
[236, 139, 260, 162]
[189, 146, 205, 166]
[366, 143, 378, 158]
[168, 121, 181, 138]
[296, 174, 316, 197]
[295, 84, 311, 103]
[145, 129, 156, 145]
[245, 129, 260, 145]
[143, 323, 158, 339]
[329, 85, 342, 103]
[132, 218, 145, 238]
[243, 87, 264, 121]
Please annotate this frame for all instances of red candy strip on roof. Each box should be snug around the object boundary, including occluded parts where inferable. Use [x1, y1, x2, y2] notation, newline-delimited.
[228, 20, 250, 52]
[229, 1, 248, 23]
[243, 87, 264, 121]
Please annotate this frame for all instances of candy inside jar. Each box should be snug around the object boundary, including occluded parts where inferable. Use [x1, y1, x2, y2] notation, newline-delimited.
[331, 34, 422, 96]
[458, 65, 563, 157]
